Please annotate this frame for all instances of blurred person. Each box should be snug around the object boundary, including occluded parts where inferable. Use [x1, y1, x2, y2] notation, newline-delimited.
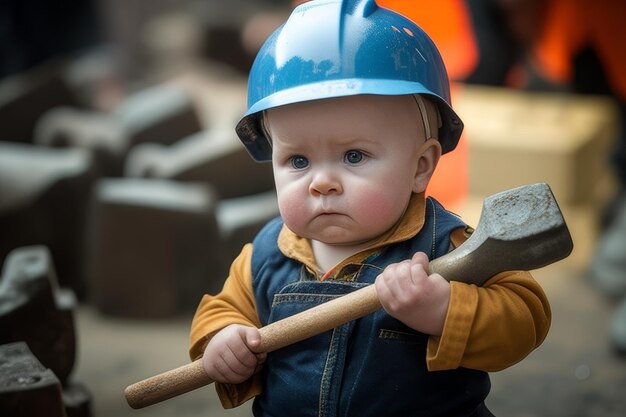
[510, 0, 626, 354]
[468, 0, 626, 354]
[480, 0, 626, 211]
[189, 1, 551, 415]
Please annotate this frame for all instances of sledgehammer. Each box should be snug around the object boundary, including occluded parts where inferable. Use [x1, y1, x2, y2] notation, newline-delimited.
[124, 182, 573, 409]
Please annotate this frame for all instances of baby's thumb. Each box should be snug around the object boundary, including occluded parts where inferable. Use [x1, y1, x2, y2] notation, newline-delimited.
[244, 327, 263, 352]
[411, 251, 429, 268]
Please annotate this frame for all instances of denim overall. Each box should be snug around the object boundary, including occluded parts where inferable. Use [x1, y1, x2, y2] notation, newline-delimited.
[251, 198, 492, 417]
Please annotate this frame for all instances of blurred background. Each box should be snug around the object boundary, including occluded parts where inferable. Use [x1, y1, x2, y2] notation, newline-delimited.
[1, 0, 625, 416]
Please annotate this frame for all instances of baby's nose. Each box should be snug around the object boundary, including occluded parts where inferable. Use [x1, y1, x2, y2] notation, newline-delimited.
[309, 169, 342, 196]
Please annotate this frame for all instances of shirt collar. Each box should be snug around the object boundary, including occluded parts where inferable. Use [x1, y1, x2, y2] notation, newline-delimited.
[277, 192, 426, 277]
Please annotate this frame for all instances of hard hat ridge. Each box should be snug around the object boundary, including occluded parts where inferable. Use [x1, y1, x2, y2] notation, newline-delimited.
[340, 0, 378, 18]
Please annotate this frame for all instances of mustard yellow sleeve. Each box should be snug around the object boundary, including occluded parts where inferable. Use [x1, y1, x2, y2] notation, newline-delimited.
[188, 243, 263, 408]
[425, 226, 552, 372]
[426, 270, 551, 372]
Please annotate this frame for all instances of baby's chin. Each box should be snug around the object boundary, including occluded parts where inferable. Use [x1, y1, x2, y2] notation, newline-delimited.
[285, 217, 387, 248]
[307, 231, 382, 249]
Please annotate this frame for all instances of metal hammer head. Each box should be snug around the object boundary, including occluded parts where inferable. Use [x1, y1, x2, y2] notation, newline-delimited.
[430, 183, 573, 285]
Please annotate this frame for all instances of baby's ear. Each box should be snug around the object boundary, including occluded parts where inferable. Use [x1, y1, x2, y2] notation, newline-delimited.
[412, 139, 442, 193]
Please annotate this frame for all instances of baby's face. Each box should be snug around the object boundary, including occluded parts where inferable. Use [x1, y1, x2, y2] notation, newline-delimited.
[266, 94, 429, 247]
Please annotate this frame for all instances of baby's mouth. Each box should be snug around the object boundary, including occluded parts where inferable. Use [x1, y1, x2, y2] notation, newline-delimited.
[317, 200, 341, 216]
[316, 207, 341, 216]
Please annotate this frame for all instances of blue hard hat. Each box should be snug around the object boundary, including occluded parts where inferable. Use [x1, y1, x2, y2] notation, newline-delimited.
[236, 0, 463, 162]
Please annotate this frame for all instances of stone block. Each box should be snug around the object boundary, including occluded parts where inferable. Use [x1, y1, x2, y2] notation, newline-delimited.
[0, 142, 97, 298]
[62, 382, 92, 417]
[0, 60, 78, 144]
[86, 178, 224, 317]
[125, 129, 275, 198]
[0, 342, 66, 417]
[454, 85, 619, 207]
[34, 84, 203, 176]
[215, 190, 280, 264]
[0, 246, 77, 385]
[194, 0, 269, 74]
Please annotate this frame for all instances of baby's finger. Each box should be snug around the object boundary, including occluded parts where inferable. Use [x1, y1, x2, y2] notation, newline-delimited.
[243, 327, 263, 353]
[410, 251, 430, 269]
[228, 329, 260, 368]
[209, 349, 245, 381]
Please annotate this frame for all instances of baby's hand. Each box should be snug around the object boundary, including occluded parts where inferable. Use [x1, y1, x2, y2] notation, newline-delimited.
[375, 251, 450, 336]
[202, 324, 267, 384]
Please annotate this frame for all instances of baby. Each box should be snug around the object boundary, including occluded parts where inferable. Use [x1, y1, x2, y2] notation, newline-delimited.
[190, 1, 551, 416]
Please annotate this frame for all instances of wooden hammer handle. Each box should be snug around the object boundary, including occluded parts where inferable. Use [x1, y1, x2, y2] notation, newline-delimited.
[125, 285, 381, 409]
[125, 182, 573, 409]
[124, 358, 210, 409]
[125, 258, 464, 409]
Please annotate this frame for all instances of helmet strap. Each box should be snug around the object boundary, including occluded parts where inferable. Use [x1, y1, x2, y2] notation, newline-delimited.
[260, 111, 273, 146]
[413, 94, 432, 139]
[413, 95, 442, 141]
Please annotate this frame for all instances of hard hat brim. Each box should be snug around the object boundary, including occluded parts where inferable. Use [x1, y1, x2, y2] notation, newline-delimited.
[236, 79, 463, 162]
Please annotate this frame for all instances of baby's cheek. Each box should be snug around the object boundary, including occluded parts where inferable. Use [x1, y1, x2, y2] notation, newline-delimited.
[350, 193, 402, 227]
[277, 193, 307, 232]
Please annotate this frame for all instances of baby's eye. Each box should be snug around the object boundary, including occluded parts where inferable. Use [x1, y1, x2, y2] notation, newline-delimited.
[290, 155, 309, 169]
[344, 150, 365, 165]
